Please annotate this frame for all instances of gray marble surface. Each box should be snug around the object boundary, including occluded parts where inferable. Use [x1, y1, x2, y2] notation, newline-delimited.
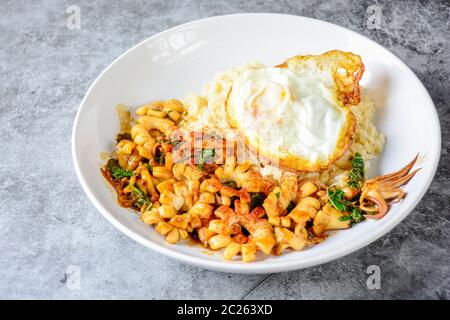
[0, 0, 449, 299]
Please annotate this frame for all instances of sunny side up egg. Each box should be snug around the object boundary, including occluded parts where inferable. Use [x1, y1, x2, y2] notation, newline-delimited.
[226, 50, 364, 172]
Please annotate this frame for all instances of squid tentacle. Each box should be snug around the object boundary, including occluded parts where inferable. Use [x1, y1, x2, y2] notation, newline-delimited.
[369, 154, 418, 183]
[360, 155, 419, 219]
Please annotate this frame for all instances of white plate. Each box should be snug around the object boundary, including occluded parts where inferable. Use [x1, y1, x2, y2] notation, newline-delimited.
[72, 14, 441, 273]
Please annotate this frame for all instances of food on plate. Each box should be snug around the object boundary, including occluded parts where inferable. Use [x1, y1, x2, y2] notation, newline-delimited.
[101, 50, 419, 262]
[226, 50, 362, 172]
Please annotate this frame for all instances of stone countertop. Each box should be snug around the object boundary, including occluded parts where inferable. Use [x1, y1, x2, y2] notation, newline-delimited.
[0, 0, 448, 299]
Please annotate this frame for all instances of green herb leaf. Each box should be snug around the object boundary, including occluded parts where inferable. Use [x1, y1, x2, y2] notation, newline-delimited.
[131, 185, 152, 210]
[147, 163, 153, 173]
[327, 188, 347, 211]
[107, 159, 134, 180]
[349, 207, 365, 223]
[155, 149, 165, 165]
[202, 148, 215, 159]
[223, 181, 238, 189]
[106, 158, 120, 172]
[286, 201, 296, 213]
[275, 192, 281, 199]
[115, 132, 132, 143]
[198, 148, 215, 170]
[339, 207, 366, 223]
[111, 168, 134, 179]
[250, 192, 265, 211]
[348, 153, 365, 189]
[328, 186, 366, 223]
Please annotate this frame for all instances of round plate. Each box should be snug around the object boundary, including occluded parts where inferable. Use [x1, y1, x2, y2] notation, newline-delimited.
[72, 14, 441, 273]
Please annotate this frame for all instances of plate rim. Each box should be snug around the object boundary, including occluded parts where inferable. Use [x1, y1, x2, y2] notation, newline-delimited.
[71, 13, 441, 273]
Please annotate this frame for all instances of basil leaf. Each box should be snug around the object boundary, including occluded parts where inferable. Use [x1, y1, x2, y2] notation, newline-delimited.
[327, 188, 346, 211]
[115, 132, 132, 143]
[107, 159, 134, 180]
[131, 185, 151, 210]
[155, 150, 165, 165]
[328, 186, 367, 223]
[250, 192, 265, 211]
[223, 181, 238, 189]
[286, 201, 296, 213]
[348, 153, 365, 189]
[350, 207, 365, 223]
[198, 148, 215, 170]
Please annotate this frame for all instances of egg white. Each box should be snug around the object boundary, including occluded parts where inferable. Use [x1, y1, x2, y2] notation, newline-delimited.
[226, 64, 355, 171]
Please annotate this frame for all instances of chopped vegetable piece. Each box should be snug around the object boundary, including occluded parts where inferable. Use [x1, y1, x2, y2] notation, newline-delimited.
[223, 181, 238, 189]
[106, 158, 120, 172]
[115, 132, 132, 143]
[155, 148, 165, 165]
[338, 207, 365, 223]
[112, 168, 134, 180]
[250, 192, 265, 211]
[349, 207, 365, 222]
[327, 187, 347, 211]
[107, 158, 134, 179]
[329, 186, 366, 223]
[348, 153, 365, 189]
[286, 201, 296, 213]
[131, 185, 151, 210]
[198, 148, 215, 170]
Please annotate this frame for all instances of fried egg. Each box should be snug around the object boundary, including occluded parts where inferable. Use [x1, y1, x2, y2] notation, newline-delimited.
[226, 50, 363, 172]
